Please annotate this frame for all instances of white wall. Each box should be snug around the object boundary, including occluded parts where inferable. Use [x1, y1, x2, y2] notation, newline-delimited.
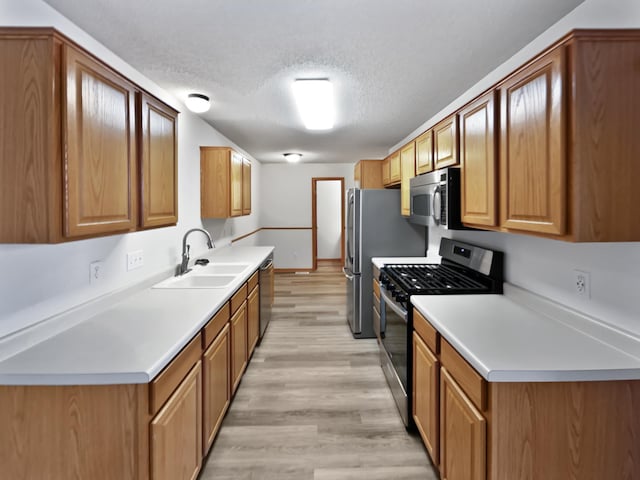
[408, 0, 640, 337]
[316, 180, 342, 259]
[0, 0, 261, 339]
[260, 163, 354, 269]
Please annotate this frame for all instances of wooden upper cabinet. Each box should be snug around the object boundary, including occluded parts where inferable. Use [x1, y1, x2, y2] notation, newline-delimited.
[230, 151, 243, 217]
[0, 28, 179, 243]
[139, 92, 178, 229]
[382, 157, 391, 185]
[460, 91, 498, 227]
[500, 46, 566, 236]
[416, 129, 434, 175]
[200, 147, 251, 218]
[64, 46, 138, 238]
[400, 142, 416, 216]
[434, 114, 459, 169]
[355, 160, 384, 189]
[388, 151, 401, 185]
[242, 158, 251, 215]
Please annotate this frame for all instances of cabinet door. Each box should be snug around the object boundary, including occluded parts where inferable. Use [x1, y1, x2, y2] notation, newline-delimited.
[460, 91, 498, 227]
[247, 285, 260, 356]
[400, 143, 415, 216]
[500, 47, 566, 235]
[230, 152, 243, 217]
[63, 45, 137, 238]
[139, 93, 178, 228]
[230, 301, 248, 394]
[389, 152, 401, 184]
[440, 368, 486, 480]
[434, 114, 459, 169]
[242, 158, 251, 215]
[202, 324, 230, 454]
[151, 361, 202, 480]
[382, 158, 391, 185]
[416, 130, 434, 175]
[413, 332, 440, 466]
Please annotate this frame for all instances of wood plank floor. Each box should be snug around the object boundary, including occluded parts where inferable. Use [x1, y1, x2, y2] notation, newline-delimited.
[199, 265, 437, 480]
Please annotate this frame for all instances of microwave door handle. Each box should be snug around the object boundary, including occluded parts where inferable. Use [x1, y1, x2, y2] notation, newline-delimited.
[432, 185, 442, 226]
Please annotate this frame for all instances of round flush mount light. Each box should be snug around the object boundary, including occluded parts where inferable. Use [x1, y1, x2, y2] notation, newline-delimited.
[185, 93, 210, 113]
[283, 153, 302, 163]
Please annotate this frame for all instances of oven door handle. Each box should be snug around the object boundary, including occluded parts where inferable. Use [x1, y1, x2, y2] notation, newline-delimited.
[380, 287, 408, 320]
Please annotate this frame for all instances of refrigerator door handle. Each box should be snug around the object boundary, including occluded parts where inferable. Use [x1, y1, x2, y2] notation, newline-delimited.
[342, 267, 354, 280]
[346, 195, 354, 266]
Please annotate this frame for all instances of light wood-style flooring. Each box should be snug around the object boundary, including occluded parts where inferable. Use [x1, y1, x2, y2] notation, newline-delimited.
[199, 265, 437, 479]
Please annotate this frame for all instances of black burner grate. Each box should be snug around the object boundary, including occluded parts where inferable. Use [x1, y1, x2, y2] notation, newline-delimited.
[383, 264, 493, 295]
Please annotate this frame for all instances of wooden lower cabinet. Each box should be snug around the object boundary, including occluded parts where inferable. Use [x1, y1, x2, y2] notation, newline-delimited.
[150, 361, 202, 480]
[413, 332, 440, 466]
[231, 300, 248, 394]
[202, 323, 230, 453]
[440, 367, 486, 480]
[388, 151, 401, 185]
[247, 285, 260, 355]
[412, 308, 640, 480]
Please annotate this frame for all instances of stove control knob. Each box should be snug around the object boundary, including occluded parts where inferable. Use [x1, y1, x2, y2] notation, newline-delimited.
[395, 293, 408, 303]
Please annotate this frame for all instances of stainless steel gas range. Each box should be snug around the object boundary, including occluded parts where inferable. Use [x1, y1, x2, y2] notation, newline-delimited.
[377, 238, 503, 427]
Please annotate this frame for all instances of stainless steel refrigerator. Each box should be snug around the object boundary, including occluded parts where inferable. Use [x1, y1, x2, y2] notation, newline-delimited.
[344, 188, 426, 338]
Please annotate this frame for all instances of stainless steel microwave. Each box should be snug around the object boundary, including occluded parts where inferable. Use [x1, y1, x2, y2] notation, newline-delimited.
[409, 167, 466, 229]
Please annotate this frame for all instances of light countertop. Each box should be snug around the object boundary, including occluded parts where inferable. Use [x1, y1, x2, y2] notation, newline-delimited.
[411, 284, 640, 382]
[0, 246, 273, 385]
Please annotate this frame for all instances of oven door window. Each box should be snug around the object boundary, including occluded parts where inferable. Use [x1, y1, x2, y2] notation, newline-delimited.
[381, 299, 408, 390]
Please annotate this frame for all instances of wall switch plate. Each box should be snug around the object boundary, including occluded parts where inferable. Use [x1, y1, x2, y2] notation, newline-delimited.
[574, 269, 591, 299]
[90, 261, 103, 285]
[127, 250, 144, 271]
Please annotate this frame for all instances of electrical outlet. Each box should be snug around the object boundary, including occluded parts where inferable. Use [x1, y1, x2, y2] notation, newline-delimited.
[127, 250, 144, 271]
[90, 261, 103, 285]
[574, 269, 591, 299]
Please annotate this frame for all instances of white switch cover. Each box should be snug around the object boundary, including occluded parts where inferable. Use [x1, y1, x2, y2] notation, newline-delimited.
[90, 261, 103, 285]
[127, 250, 144, 271]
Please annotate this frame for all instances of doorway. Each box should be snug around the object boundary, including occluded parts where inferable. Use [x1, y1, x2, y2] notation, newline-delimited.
[312, 177, 345, 271]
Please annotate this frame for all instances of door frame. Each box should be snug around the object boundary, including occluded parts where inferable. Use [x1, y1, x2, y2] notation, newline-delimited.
[311, 177, 345, 271]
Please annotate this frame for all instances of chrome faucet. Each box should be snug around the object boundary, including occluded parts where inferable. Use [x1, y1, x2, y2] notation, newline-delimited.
[178, 228, 214, 275]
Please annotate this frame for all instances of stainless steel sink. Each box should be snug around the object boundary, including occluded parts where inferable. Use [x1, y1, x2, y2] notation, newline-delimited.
[153, 274, 236, 289]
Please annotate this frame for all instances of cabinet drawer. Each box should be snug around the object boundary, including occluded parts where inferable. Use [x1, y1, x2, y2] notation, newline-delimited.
[248, 270, 259, 292]
[373, 279, 380, 299]
[413, 309, 438, 354]
[441, 338, 486, 411]
[373, 293, 380, 316]
[151, 333, 202, 415]
[203, 302, 230, 349]
[231, 283, 248, 314]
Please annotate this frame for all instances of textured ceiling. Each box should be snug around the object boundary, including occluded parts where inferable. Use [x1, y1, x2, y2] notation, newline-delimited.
[44, 0, 583, 163]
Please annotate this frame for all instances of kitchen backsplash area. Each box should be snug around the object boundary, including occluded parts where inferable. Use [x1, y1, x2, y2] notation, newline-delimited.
[431, 227, 640, 338]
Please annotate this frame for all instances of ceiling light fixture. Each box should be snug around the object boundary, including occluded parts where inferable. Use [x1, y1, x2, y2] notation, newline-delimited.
[292, 79, 334, 130]
[283, 153, 302, 163]
[185, 93, 210, 113]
